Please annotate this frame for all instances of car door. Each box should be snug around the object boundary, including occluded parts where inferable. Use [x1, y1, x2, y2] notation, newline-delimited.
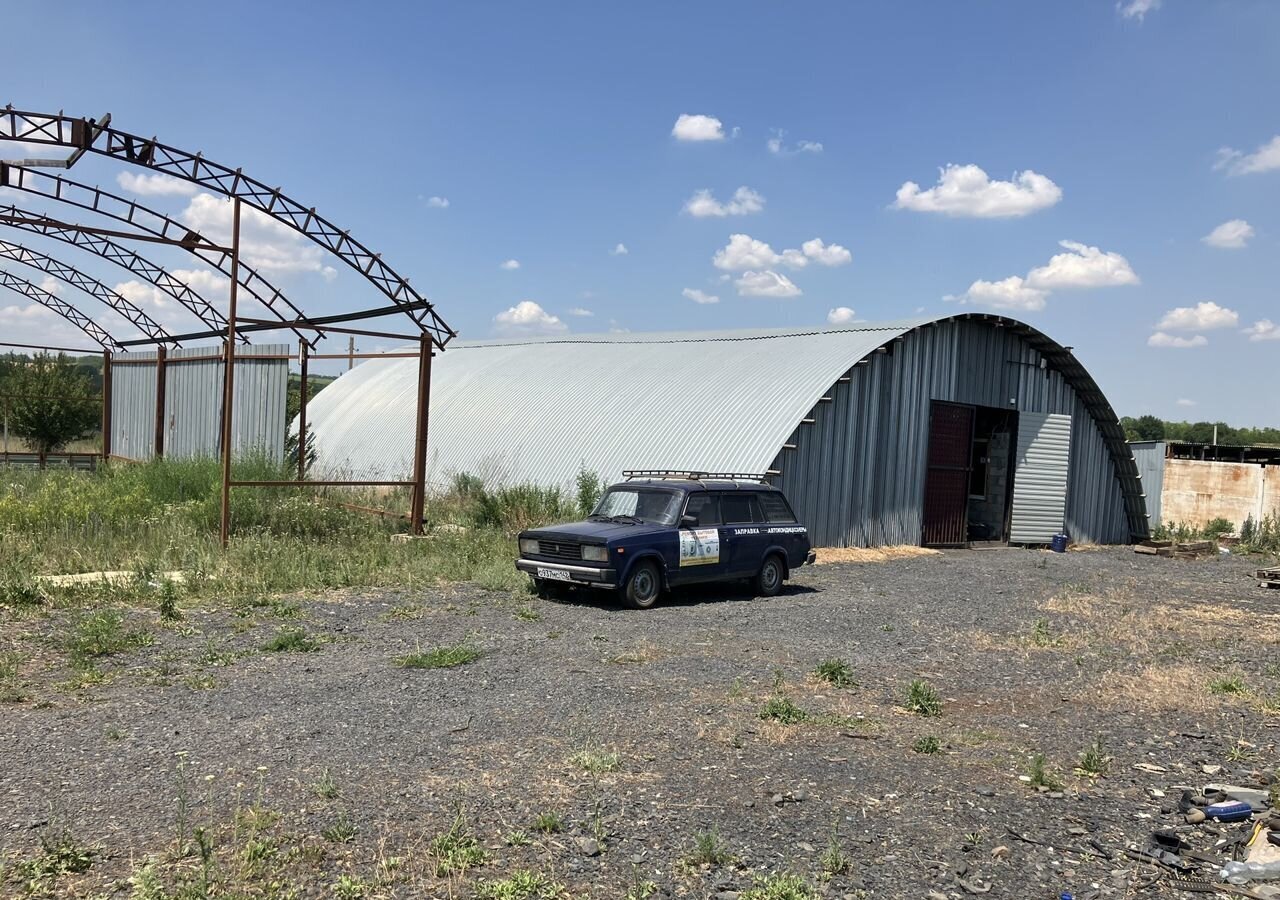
[674, 492, 726, 583]
[718, 491, 768, 577]
[757, 491, 809, 567]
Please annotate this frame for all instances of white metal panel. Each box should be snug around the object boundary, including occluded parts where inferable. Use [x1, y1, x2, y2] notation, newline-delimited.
[1010, 412, 1072, 543]
[302, 322, 931, 488]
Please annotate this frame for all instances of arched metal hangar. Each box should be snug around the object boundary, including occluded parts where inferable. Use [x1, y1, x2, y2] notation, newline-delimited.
[304, 313, 1148, 548]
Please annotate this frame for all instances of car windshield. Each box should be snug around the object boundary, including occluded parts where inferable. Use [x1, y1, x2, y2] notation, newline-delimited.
[591, 488, 682, 525]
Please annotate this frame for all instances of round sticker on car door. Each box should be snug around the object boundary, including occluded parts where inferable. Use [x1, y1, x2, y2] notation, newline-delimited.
[679, 528, 720, 566]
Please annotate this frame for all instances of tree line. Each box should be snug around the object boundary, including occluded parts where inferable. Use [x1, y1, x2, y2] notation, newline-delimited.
[1121, 415, 1280, 447]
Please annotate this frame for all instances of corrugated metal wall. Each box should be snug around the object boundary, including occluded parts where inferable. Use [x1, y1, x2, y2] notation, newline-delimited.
[771, 319, 1133, 547]
[110, 344, 288, 461]
[1008, 412, 1072, 543]
[1129, 441, 1166, 526]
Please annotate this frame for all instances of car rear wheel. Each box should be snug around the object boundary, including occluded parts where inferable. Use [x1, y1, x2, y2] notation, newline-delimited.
[623, 560, 661, 610]
[755, 554, 785, 597]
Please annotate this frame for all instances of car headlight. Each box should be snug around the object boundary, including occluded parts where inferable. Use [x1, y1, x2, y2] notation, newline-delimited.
[581, 545, 609, 563]
[519, 538, 539, 556]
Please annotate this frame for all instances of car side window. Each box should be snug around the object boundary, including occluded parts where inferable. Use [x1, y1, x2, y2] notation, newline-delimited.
[683, 493, 720, 526]
[757, 492, 797, 523]
[719, 492, 759, 524]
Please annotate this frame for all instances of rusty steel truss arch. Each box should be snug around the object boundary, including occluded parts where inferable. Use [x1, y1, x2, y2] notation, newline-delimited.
[0, 108, 455, 348]
[0, 267, 117, 348]
[0, 165, 311, 346]
[0, 204, 233, 338]
[0, 238, 174, 344]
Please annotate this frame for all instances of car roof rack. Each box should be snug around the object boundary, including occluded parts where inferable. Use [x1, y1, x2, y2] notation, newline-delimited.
[622, 469, 772, 483]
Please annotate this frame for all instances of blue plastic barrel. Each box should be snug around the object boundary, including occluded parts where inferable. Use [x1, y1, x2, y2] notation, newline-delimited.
[1050, 533, 1068, 553]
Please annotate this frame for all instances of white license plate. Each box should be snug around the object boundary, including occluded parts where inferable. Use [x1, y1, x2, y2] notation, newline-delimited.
[537, 567, 573, 582]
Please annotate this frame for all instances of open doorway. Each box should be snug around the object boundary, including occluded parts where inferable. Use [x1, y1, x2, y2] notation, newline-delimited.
[922, 400, 1019, 547]
[965, 406, 1018, 544]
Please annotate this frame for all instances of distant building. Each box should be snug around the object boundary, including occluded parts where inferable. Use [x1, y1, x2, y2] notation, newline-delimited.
[1130, 441, 1280, 529]
[306, 314, 1148, 548]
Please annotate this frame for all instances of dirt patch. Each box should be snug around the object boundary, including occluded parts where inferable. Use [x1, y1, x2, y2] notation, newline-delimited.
[812, 544, 941, 564]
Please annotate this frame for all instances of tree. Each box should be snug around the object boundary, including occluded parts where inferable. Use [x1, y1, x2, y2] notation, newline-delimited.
[1131, 414, 1165, 442]
[0, 353, 100, 461]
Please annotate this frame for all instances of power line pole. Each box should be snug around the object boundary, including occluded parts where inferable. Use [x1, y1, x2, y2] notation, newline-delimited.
[348, 335, 355, 372]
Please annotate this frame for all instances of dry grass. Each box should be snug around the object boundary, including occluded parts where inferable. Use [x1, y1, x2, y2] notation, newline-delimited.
[1094, 664, 1225, 714]
[813, 545, 941, 565]
[1044, 590, 1280, 653]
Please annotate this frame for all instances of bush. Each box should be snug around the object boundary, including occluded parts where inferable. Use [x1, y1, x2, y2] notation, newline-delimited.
[575, 467, 604, 517]
[1203, 517, 1234, 538]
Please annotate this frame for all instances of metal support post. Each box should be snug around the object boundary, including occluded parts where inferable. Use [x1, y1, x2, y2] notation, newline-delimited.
[153, 345, 167, 458]
[219, 198, 242, 549]
[101, 350, 112, 460]
[297, 342, 309, 481]
[409, 335, 433, 535]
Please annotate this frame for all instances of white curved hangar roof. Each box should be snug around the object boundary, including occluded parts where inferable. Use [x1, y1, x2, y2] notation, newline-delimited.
[304, 318, 934, 487]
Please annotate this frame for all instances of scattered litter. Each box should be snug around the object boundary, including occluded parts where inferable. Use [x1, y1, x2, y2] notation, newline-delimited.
[1134, 763, 1168, 774]
[1205, 801, 1253, 823]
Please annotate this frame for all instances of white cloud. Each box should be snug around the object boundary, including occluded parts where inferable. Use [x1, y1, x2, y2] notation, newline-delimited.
[801, 238, 852, 267]
[492, 300, 567, 337]
[682, 186, 765, 218]
[1156, 301, 1239, 331]
[951, 240, 1136, 312]
[1148, 332, 1208, 348]
[1025, 240, 1139, 290]
[766, 129, 823, 156]
[1176, 398, 1197, 407]
[827, 306, 857, 325]
[566, 307, 594, 317]
[115, 171, 199, 197]
[712, 233, 851, 271]
[735, 270, 801, 298]
[1202, 219, 1254, 249]
[894, 164, 1062, 218]
[1214, 136, 1280, 176]
[956, 276, 1049, 312]
[682, 287, 719, 305]
[671, 114, 725, 142]
[1118, 0, 1161, 21]
[178, 193, 338, 278]
[610, 243, 628, 256]
[499, 259, 521, 270]
[425, 196, 450, 208]
[1244, 319, 1280, 342]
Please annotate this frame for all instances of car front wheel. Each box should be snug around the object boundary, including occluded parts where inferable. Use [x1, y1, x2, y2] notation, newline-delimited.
[755, 554, 785, 597]
[623, 560, 662, 610]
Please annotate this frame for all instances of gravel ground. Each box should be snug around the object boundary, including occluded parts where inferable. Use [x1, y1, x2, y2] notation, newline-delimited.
[2, 547, 1278, 899]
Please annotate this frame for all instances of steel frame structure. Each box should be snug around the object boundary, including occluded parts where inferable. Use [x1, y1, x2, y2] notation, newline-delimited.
[0, 268, 118, 348]
[0, 203, 229, 334]
[0, 165, 311, 345]
[0, 238, 174, 344]
[0, 106, 455, 546]
[1, 107, 456, 348]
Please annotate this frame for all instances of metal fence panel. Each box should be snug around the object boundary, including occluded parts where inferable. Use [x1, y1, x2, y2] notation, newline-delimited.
[111, 344, 288, 461]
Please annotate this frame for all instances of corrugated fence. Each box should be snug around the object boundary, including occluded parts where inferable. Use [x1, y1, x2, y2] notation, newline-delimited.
[110, 344, 288, 461]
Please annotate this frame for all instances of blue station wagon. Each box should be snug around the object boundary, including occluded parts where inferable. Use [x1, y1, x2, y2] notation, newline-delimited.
[515, 471, 816, 609]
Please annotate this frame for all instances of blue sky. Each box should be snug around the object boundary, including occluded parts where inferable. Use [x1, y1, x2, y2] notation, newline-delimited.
[2, 0, 1278, 425]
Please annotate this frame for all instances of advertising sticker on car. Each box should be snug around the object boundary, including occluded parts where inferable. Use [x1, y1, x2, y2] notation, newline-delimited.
[536, 567, 573, 582]
[679, 528, 720, 566]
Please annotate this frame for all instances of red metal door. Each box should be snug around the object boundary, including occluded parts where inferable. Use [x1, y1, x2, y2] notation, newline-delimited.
[922, 401, 974, 546]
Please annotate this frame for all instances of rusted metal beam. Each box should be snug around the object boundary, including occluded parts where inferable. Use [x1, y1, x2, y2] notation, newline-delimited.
[410, 336, 433, 535]
[219, 199, 241, 549]
[297, 343, 309, 481]
[153, 346, 167, 459]
[0, 108, 456, 348]
[101, 350, 112, 460]
[0, 267, 115, 348]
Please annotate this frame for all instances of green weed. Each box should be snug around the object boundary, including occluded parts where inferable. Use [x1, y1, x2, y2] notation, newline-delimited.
[312, 769, 339, 799]
[475, 869, 564, 900]
[569, 748, 620, 774]
[429, 813, 486, 876]
[531, 811, 562, 834]
[261, 626, 319, 653]
[1074, 736, 1111, 777]
[66, 609, 152, 661]
[759, 696, 808, 724]
[904, 679, 942, 717]
[321, 813, 357, 844]
[1209, 674, 1246, 695]
[0, 651, 26, 703]
[912, 735, 942, 754]
[688, 828, 733, 866]
[396, 642, 481, 669]
[812, 658, 856, 688]
[334, 875, 369, 900]
[742, 872, 820, 900]
[1025, 753, 1064, 791]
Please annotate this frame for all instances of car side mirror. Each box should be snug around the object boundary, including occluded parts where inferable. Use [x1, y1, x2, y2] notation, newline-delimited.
[680, 515, 697, 528]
